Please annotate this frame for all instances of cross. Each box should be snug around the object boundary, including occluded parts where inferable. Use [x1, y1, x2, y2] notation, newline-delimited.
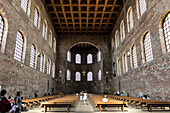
[82, 70, 86, 76]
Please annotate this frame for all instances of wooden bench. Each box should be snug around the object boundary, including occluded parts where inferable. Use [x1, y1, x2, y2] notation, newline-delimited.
[41, 95, 79, 113]
[89, 95, 128, 113]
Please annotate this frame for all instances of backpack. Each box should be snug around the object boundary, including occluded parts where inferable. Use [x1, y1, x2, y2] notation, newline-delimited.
[0, 97, 11, 112]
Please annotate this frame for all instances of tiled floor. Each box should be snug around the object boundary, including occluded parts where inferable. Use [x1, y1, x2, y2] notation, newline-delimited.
[23, 99, 170, 113]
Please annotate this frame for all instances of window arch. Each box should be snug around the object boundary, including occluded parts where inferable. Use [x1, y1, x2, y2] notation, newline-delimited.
[48, 30, 52, 47]
[75, 72, 81, 81]
[75, 54, 81, 64]
[120, 20, 125, 41]
[40, 52, 45, 72]
[141, 32, 153, 63]
[130, 44, 138, 69]
[87, 72, 93, 81]
[115, 30, 119, 48]
[21, 0, 29, 13]
[42, 21, 47, 39]
[53, 38, 56, 53]
[87, 54, 93, 64]
[14, 31, 26, 63]
[30, 44, 37, 68]
[97, 51, 101, 62]
[111, 38, 114, 49]
[127, 7, 134, 32]
[122, 52, 128, 72]
[47, 58, 51, 75]
[138, 0, 147, 17]
[67, 70, 71, 80]
[52, 62, 55, 78]
[117, 58, 121, 75]
[0, 11, 8, 53]
[34, 7, 40, 28]
[98, 70, 101, 81]
[159, 10, 170, 53]
[67, 51, 71, 62]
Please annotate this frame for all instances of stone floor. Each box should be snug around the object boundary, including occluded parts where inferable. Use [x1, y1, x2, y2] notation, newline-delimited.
[23, 99, 170, 113]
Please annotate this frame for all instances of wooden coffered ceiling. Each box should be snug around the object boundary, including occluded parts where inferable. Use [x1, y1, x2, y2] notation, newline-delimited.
[44, 0, 124, 34]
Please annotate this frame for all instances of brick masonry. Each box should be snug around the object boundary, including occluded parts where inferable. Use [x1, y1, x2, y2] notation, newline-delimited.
[111, 0, 170, 101]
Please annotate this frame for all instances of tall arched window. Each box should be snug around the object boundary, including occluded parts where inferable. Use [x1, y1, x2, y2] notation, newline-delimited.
[30, 44, 37, 68]
[75, 72, 81, 81]
[0, 14, 4, 48]
[98, 70, 101, 81]
[52, 62, 55, 78]
[87, 72, 93, 81]
[111, 39, 114, 49]
[115, 31, 119, 48]
[87, 54, 93, 64]
[34, 7, 39, 28]
[49, 31, 52, 46]
[138, 0, 146, 16]
[163, 13, 170, 52]
[120, 21, 125, 41]
[117, 58, 121, 75]
[42, 21, 46, 38]
[142, 32, 153, 62]
[127, 7, 134, 32]
[21, 0, 29, 13]
[14, 31, 25, 62]
[75, 54, 81, 64]
[67, 70, 71, 80]
[131, 44, 138, 68]
[67, 51, 71, 62]
[47, 58, 51, 75]
[53, 38, 56, 53]
[40, 52, 45, 72]
[97, 51, 101, 62]
[123, 52, 128, 72]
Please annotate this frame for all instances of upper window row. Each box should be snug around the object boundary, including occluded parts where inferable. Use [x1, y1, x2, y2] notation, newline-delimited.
[67, 51, 102, 64]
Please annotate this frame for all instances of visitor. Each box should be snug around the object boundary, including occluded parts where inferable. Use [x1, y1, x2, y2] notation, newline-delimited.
[83, 90, 88, 105]
[14, 91, 22, 113]
[139, 90, 143, 98]
[0, 89, 11, 113]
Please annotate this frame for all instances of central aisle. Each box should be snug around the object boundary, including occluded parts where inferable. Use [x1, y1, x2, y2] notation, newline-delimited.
[74, 99, 94, 113]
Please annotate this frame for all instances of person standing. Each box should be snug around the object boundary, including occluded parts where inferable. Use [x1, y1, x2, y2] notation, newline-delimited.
[0, 90, 11, 113]
[14, 91, 22, 113]
[83, 91, 88, 105]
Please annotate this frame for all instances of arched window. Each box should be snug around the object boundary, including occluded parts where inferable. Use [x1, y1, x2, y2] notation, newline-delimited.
[127, 7, 134, 32]
[120, 21, 125, 41]
[52, 62, 55, 78]
[130, 44, 138, 68]
[47, 58, 51, 75]
[138, 0, 147, 16]
[30, 44, 37, 68]
[163, 13, 170, 52]
[117, 58, 121, 75]
[98, 70, 101, 81]
[42, 21, 47, 38]
[34, 7, 39, 28]
[14, 31, 25, 62]
[67, 51, 71, 62]
[97, 51, 101, 62]
[75, 72, 81, 81]
[111, 39, 114, 49]
[21, 0, 29, 13]
[75, 54, 81, 64]
[0, 14, 4, 48]
[40, 52, 45, 72]
[49, 31, 52, 46]
[53, 38, 56, 53]
[141, 32, 153, 63]
[123, 52, 128, 72]
[67, 70, 71, 80]
[87, 72, 93, 81]
[115, 31, 119, 48]
[87, 54, 93, 64]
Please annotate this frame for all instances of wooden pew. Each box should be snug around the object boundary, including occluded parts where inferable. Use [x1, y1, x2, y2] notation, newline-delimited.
[89, 95, 128, 113]
[41, 95, 79, 113]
